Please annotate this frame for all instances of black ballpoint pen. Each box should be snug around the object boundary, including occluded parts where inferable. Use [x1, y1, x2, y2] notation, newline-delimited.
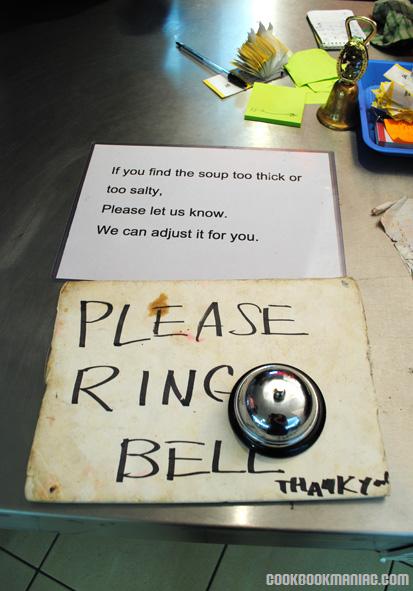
[176, 41, 249, 89]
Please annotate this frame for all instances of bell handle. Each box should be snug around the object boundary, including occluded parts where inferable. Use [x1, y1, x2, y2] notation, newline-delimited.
[345, 16, 377, 45]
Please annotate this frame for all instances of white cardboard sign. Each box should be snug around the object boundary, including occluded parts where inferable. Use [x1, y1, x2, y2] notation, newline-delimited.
[55, 144, 344, 280]
[26, 278, 389, 503]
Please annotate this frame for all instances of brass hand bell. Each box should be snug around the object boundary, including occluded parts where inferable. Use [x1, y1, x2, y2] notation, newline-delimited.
[317, 16, 377, 131]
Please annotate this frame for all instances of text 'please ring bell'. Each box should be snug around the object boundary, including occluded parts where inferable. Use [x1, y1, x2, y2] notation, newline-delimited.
[317, 16, 377, 130]
[228, 364, 326, 457]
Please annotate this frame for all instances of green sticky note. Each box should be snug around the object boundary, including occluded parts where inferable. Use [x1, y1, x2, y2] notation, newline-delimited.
[285, 49, 337, 87]
[304, 85, 330, 105]
[244, 83, 306, 127]
[307, 78, 337, 93]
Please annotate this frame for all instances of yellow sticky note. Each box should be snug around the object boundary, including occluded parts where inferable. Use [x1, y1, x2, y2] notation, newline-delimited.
[285, 49, 337, 87]
[244, 83, 306, 127]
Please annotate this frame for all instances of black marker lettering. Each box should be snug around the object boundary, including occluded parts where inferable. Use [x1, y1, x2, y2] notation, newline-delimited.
[153, 305, 186, 337]
[204, 365, 234, 402]
[248, 450, 285, 474]
[71, 365, 119, 411]
[138, 370, 150, 406]
[229, 303, 261, 335]
[162, 369, 196, 406]
[114, 304, 151, 346]
[307, 481, 323, 497]
[337, 475, 357, 494]
[116, 438, 160, 481]
[212, 440, 246, 473]
[196, 302, 223, 341]
[262, 305, 309, 336]
[165, 440, 209, 481]
[79, 300, 113, 347]
[359, 477, 373, 496]
[321, 479, 336, 494]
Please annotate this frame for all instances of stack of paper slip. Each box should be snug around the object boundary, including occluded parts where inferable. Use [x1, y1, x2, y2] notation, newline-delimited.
[232, 22, 292, 82]
[372, 64, 413, 123]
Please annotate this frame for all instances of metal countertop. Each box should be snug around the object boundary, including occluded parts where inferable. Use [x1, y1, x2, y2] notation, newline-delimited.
[1, 0, 412, 549]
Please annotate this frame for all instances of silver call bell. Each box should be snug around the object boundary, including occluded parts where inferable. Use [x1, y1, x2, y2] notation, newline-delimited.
[228, 364, 326, 457]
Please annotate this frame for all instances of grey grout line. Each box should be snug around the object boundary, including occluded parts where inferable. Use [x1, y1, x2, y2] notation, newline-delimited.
[24, 569, 38, 591]
[24, 533, 77, 591]
[205, 544, 228, 591]
[0, 545, 74, 591]
[25, 533, 60, 591]
[30, 570, 77, 591]
[0, 545, 38, 570]
[398, 561, 413, 569]
[2, 539, 405, 591]
[35, 533, 60, 572]
[383, 560, 395, 591]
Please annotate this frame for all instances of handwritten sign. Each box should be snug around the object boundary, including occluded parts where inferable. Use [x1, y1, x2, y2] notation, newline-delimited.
[25, 278, 389, 503]
[55, 144, 344, 280]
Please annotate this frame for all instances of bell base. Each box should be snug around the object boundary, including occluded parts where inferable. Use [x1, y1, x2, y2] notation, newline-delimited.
[317, 80, 359, 131]
[317, 107, 356, 131]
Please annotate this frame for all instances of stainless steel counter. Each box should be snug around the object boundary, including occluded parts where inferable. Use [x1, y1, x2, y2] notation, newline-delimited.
[1, 0, 412, 549]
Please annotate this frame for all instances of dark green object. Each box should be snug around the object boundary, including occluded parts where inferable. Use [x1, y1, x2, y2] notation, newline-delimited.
[372, 0, 413, 52]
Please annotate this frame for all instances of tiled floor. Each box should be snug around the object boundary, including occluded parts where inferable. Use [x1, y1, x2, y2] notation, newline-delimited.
[0, 528, 412, 590]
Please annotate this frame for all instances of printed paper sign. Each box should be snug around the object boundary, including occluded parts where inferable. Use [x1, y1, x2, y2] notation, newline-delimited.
[55, 144, 344, 280]
[26, 278, 389, 503]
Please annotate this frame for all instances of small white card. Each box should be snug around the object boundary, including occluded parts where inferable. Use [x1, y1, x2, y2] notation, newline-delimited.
[203, 74, 245, 98]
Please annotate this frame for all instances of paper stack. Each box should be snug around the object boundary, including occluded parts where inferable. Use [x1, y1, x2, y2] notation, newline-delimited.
[232, 22, 291, 82]
[372, 64, 413, 122]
